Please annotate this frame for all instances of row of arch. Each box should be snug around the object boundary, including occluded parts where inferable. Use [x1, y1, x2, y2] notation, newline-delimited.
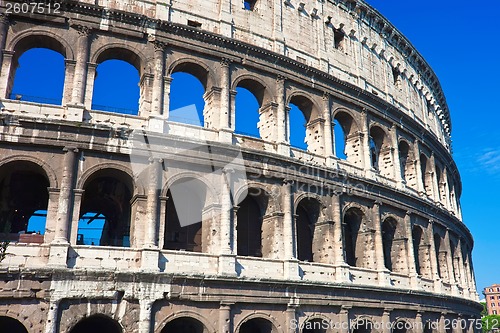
[0, 30, 460, 213]
[0, 313, 470, 333]
[0, 157, 473, 289]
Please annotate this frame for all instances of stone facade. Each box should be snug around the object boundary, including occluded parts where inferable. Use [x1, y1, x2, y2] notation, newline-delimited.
[0, 0, 481, 332]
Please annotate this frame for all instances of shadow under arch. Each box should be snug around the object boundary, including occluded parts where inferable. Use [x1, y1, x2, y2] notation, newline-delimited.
[69, 314, 122, 333]
[157, 311, 215, 333]
[0, 315, 29, 333]
[235, 313, 283, 333]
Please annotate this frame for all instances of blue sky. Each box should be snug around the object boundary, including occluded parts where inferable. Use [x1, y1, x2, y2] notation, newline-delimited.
[12, 0, 499, 295]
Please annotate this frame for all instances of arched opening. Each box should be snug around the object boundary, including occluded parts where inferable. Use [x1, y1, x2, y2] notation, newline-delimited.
[0, 161, 49, 243]
[70, 315, 122, 333]
[412, 225, 424, 275]
[161, 317, 205, 333]
[302, 318, 327, 333]
[381, 217, 397, 271]
[79, 169, 133, 247]
[398, 140, 415, 186]
[169, 63, 208, 127]
[239, 318, 274, 333]
[333, 111, 360, 166]
[369, 126, 391, 175]
[392, 320, 410, 333]
[352, 319, 373, 333]
[0, 316, 28, 333]
[235, 79, 265, 138]
[92, 59, 140, 115]
[164, 178, 208, 253]
[342, 207, 364, 267]
[450, 240, 460, 283]
[288, 95, 320, 153]
[296, 198, 320, 262]
[10, 48, 65, 105]
[237, 194, 264, 257]
[435, 164, 442, 202]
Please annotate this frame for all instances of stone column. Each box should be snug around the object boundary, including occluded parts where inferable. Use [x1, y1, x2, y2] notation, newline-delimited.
[427, 221, 441, 292]
[144, 158, 162, 248]
[44, 188, 61, 244]
[0, 50, 14, 98]
[83, 63, 97, 110]
[404, 212, 418, 287]
[163, 76, 172, 118]
[219, 58, 232, 142]
[54, 147, 78, 243]
[286, 305, 297, 333]
[276, 75, 289, 155]
[443, 172, 452, 212]
[62, 60, 76, 106]
[0, 14, 8, 70]
[413, 141, 425, 194]
[219, 303, 232, 333]
[283, 179, 295, 259]
[71, 25, 91, 105]
[138, 299, 154, 333]
[390, 124, 404, 185]
[430, 154, 440, 202]
[444, 229, 456, 285]
[339, 306, 350, 333]
[69, 189, 84, 245]
[373, 201, 388, 285]
[361, 110, 372, 171]
[323, 93, 334, 159]
[44, 299, 60, 333]
[415, 312, 424, 333]
[150, 40, 165, 116]
[382, 309, 392, 333]
[220, 168, 233, 254]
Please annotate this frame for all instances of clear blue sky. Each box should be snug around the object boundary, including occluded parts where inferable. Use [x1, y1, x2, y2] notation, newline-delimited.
[366, 0, 500, 296]
[12, 0, 499, 295]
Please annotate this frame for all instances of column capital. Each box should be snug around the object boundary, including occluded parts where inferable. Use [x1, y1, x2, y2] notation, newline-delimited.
[276, 74, 287, 83]
[148, 36, 167, 51]
[220, 57, 232, 67]
[63, 146, 79, 153]
[283, 178, 294, 186]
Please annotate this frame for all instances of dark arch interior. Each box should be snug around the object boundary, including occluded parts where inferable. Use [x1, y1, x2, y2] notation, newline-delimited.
[161, 317, 205, 333]
[398, 141, 410, 181]
[412, 225, 424, 275]
[164, 178, 207, 253]
[0, 161, 49, 241]
[239, 318, 273, 333]
[79, 170, 133, 247]
[237, 194, 263, 257]
[0, 316, 28, 333]
[296, 198, 320, 262]
[70, 315, 122, 333]
[343, 208, 362, 267]
[381, 218, 397, 271]
[369, 126, 386, 170]
[434, 233, 442, 278]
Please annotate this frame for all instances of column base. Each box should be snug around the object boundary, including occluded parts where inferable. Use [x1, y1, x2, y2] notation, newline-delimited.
[47, 242, 69, 268]
[433, 278, 443, 293]
[277, 142, 290, 156]
[147, 115, 168, 134]
[409, 273, 420, 289]
[284, 259, 301, 280]
[378, 270, 391, 286]
[140, 249, 160, 272]
[334, 264, 351, 283]
[65, 104, 85, 122]
[218, 254, 237, 277]
[218, 128, 233, 143]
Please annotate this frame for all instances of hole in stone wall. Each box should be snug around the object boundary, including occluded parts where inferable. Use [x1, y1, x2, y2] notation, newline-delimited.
[412, 225, 424, 276]
[237, 195, 263, 257]
[0, 316, 28, 333]
[235, 85, 261, 138]
[296, 198, 320, 262]
[434, 233, 442, 278]
[92, 59, 140, 115]
[70, 315, 122, 333]
[10, 48, 65, 105]
[161, 317, 205, 333]
[239, 318, 273, 333]
[169, 70, 206, 127]
[382, 218, 397, 271]
[244, 0, 257, 10]
[334, 28, 344, 50]
[343, 208, 363, 267]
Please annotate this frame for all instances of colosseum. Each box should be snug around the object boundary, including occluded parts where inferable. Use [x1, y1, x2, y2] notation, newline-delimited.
[0, 0, 482, 332]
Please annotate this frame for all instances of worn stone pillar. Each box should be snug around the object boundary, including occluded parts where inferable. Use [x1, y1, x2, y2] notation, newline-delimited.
[71, 25, 91, 105]
[430, 154, 440, 202]
[138, 299, 154, 333]
[404, 212, 418, 287]
[390, 124, 403, 185]
[339, 306, 350, 333]
[286, 305, 297, 333]
[276, 75, 289, 155]
[0, 14, 8, 71]
[44, 188, 61, 244]
[0, 50, 14, 98]
[83, 63, 97, 110]
[428, 221, 441, 292]
[415, 312, 424, 333]
[220, 168, 233, 254]
[382, 309, 392, 333]
[283, 179, 295, 259]
[361, 110, 372, 171]
[373, 201, 388, 285]
[144, 158, 162, 248]
[323, 93, 334, 159]
[54, 147, 78, 243]
[44, 299, 60, 333]
[332, 193, 348, 282]
[413, 141, 425, 194]
[69, 189, 84, 245]
[150, 40, 165, 116]
[219, 303, 232, 333]
[219, 58, 232, 142]
[163, 75, 172, 118]
[62, 60, 76, 106]
[444, 230, 456, 286]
